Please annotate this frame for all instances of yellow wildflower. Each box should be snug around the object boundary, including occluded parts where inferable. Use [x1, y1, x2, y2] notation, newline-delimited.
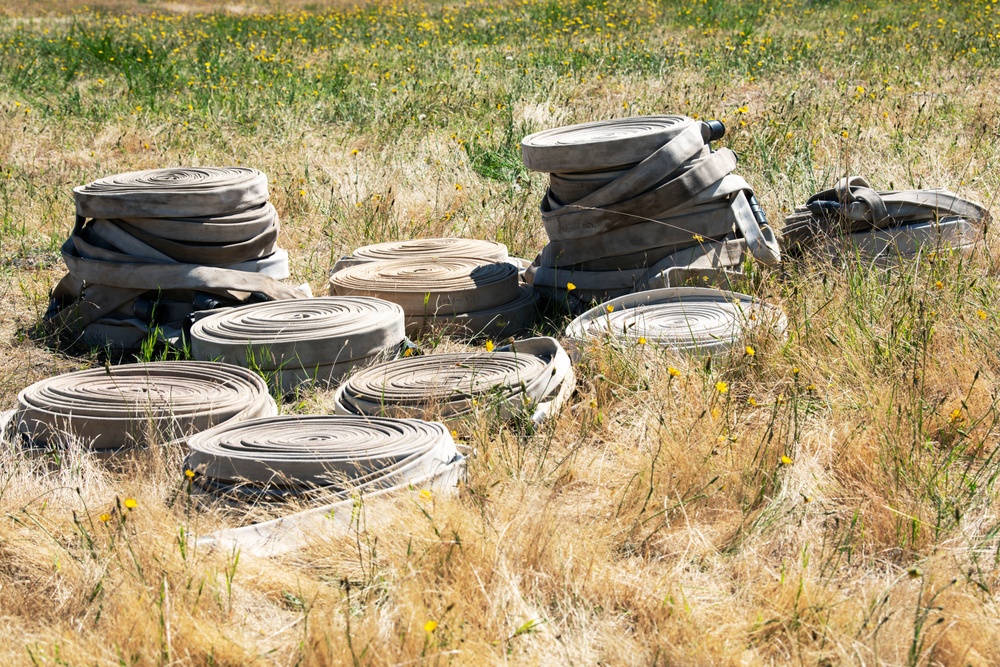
[668, 367, 681, 377]
[99, 513, 111, 523]
[124, 498, 137, 510]
[745, 345, 755, 356]
[424, 620, 438, 633]
[638, 336, 647, 345]
[485, 340, 495, 352]
[780, 455, 793, 465]
[715, 381, 728, 394]
[566, 282, 577, 292]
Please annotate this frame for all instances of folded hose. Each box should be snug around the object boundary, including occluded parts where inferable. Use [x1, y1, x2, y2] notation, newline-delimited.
[780, 176, 989, 260]
[188, 415, 465, 557]
[13, 361, 277, 453]
[332, 336, 574, 426]
[332, 237, 512, 272]
[190, 296, 407, 391]
[521, 116, 780, 309]
[47, 167, 306, 349]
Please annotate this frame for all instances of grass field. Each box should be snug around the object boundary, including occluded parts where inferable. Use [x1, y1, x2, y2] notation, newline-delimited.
[4, 0, 1000, 664]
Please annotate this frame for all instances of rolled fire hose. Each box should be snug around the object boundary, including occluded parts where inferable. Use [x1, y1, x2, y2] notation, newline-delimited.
[47, 167, 306, 349]
[188, 415, 466, 557]
[781, 176, 989, 260]
[13, 361, 277, 453]
[190, 296, 406, 392]
[520, 116, 780, 309]
[332, 336, 574, 426]
[332, 237, 512, 272]
[566, 287, 786, 356]
[329, 258, 538, 338]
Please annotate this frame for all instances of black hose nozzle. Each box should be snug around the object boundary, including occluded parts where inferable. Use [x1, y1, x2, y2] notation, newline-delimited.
[703, 119, 726, 143]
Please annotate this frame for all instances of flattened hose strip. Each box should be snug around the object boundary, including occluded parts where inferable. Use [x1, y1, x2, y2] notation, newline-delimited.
[333, 237, 511, 272]
[332, 336, 574, 425]
[14, 361, 277, 452]
[188, 415, 465, 557]
[190, 296, 406, 391]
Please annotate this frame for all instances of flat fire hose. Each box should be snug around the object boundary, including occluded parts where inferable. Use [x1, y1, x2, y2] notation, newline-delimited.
[520, 116, 780, 309]
[565, 287, 786, 357]
[780, 176, 989, 260]
[329, 257, 538, 338]
[332, 336, 575, 426]
[188, 415, 466, 557]
[47, 167, 306, 349]
[190, 296, 406, 392]
[12, 361, 277, 453]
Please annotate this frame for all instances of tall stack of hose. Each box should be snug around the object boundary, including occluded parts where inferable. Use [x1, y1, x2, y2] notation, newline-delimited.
[332, 336, 574, 426]
[780, 176, 989, 260]
[190, 296, 406, 391]
[13, 361, 277, 453]
[520, 115, 780, 309]
[48, 167, 306, 349]
[329, 257, 537, 338]
[188, 415, 466, 557]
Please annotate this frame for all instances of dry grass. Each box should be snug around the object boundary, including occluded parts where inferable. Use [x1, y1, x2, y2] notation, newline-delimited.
[4, 0, 1000, 664]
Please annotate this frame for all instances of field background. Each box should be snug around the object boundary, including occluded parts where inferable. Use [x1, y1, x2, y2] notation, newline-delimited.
[4, 0, 1000, 664]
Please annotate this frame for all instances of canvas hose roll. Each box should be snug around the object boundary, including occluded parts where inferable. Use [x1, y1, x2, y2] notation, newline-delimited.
[190, 296, 407, 392]
[187, 415, 466, 557]
[332, 237, 513, 272]
[332, 336, 575, 426]
[329, 257, 538, 338]
[12, 361, 277, 453]
[520, 115, 780, 308]
[566, 287, 787, 357]
[47, 167, 307, 350]
[781, 176, 989, 259]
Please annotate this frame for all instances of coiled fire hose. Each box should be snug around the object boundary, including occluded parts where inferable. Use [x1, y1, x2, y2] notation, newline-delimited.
[329, 257, 538, 338]
[187, 415, 466, 557]
[332, 336, 574, 426]
[780, 176, 989, 260]
[520, 115, 780, 308]
[12, 361, 276, 453]
[333, 237, 513, 272]
[190, 296, 407, 392]
[565, 287, 786, 356]
[47, 167, 307, 349]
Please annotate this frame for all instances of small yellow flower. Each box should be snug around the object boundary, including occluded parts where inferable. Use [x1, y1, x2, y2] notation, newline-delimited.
[715, 381, 729, 394]
[424, 620, 438, 633]
[419, 489, 433, 501]
[99, 513, 111, 523]
[935, 280, 944, 289]
[949, 408, 963, 423]
[668, 367, 681, 377]
[638, 336, 647, 345]
[748, 396, 757, 406]
[124, 498, 137, 510]
[454, 183, 463, 191]
[606, 305, 614, 313]
[485, 340, 495, 352]
[977, 309, 988, 320]
[745, 345, 755, 356]
[450, 430, 458, 438]
[589, 398, 598, 408]
[184, 469, 195, 479]
[298, 189, 306, 196]
[780, 455, 793, 465]
[841, 130, 849, 138]
[351, 149, 359, 155]
[566, 282, 577, 292]
[692, 233, 705, 242]
[792, 367, 800, 375]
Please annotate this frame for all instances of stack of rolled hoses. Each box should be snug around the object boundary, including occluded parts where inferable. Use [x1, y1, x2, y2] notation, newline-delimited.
[187, 415, 466, 557]
[48, 167, 305, 349]
[565, 287, 786, 356]
[329, 257, 537, 338]
[780, 176, 989, 260]
[190, 296, 406, 392]
[520, 115, 780, 309]
[13, 361, 276, 453]
[332, 336, 574, 426]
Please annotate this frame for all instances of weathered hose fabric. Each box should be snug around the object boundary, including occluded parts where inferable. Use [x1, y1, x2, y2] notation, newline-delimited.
[781, 176, 989, 260]
[333, 237, 511, 272]
[332, 336, 574, 426]
[329, 257, 538, 338]
[48, 167, 305, 349]
[188, 415, 465, 557]
[14, 361, 276, 452]
[566, 287, 786, 356]
[190, 296, 407, 391]
[521, 116, 780, 309]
